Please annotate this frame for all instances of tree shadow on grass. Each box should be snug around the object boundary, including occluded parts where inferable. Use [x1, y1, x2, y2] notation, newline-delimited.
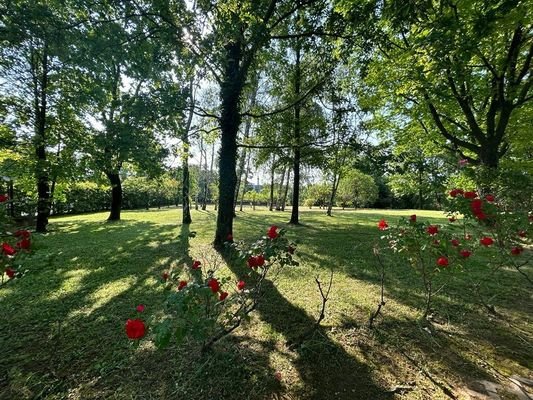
[229, 212, 532, 395]
[0, 219, 291, 400]
[0, 219, 193, 399]
[217, 248, 389, 400]
[282, 222, 533, 393]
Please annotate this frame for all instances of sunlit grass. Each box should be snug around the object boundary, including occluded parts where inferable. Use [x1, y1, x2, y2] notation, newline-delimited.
[0, 206, 530, 400]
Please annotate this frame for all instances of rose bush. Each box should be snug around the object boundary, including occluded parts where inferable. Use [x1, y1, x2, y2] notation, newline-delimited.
[0, 195, 33, 285]
[125, 225, 297, 351]
[378, 189, 531, 318]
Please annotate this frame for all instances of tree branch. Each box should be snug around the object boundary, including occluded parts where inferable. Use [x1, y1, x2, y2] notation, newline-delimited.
[423, 95, 480, 153]
[241, 79, 324, 118]
[445, 71, 486, 143]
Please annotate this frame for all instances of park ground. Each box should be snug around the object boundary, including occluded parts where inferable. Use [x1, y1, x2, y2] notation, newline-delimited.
[0, 207, 531, 399]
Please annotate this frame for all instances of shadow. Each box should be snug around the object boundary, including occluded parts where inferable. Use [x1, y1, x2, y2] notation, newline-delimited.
[1, 208, 530, 399]
[229, 211, 533, 394]
[296, 216, 532, 383]
[217, 247, 389, 399]
[0, 219, 187, 399]
[0, 215, 288, 400]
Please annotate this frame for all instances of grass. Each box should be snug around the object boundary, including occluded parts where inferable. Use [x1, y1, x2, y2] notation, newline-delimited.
[0, 206, 531, 399]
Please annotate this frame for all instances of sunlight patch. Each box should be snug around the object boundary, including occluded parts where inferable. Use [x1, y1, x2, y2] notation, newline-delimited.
[45, 269, 91, 301]
[68, 276, 135, 318]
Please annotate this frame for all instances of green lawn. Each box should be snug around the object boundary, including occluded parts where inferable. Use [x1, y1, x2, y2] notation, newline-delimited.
[1, 207, 531, 399]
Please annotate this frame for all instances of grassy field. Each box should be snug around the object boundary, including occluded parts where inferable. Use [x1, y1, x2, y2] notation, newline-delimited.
[0, 207, 531, 399]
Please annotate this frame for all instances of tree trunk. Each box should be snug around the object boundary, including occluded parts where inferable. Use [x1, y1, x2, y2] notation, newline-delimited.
[240, 150, 251, 212]
[326, 173, 340, 217]
[181, 77, 195, 224]
[234, 77, 257, 212]
[49, 176, 57, 216]
[418, 167, 424, 209]
[106, 172, 122, 221]
[34, 45, 50, 233]
[215, 42, 245, 247]
[276, 166, 286, 211]
[210, 141, 215, 198]
[479, 143, 500, 169]
[8, 180, 14, 217]
[289, 38, 302, 225]
[182, 159, 192, 224]
[269, 157, 276, 211]
[199, 135, 207, 211]
[282, 169, 290, 211]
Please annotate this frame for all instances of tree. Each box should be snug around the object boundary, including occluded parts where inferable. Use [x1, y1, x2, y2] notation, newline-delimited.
[336, 169, 378, 209]
[353, 0, 533, 170]
[75, 5, 180, 221]
[388, 128, 451, 210]
[148, 0, 334, 245]
[303, 182, 330, 208]
[0, 1, 78, 232]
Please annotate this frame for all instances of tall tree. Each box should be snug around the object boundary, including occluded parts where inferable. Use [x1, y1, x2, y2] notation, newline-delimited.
[75, 4, 180, 221]
[0, 1, 76, 232]
[349, 0, 533, 170]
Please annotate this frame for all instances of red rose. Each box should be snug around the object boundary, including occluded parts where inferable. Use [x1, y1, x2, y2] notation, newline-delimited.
[178, 280, 188, 291]
[474, 211, 487, 220]
[2, 243, 16, 256]
[377, 219, 388, 231]
[219, 291, 228, 301]
[267, 225, 279, 239]
[14, 230, 31, 238]
[426, 225, 438, 235]
[255, 254, 265, 267]
[237, 280, 246, 290]
[247, 256, 257, 268]
[208, 278, 220, 293]
[518, 230, 526, 238]
[436, 257, 449, 267]
[409, 214, 416, 222]
[448, 217, 456, 223]
[450, 239, 460, 247]
[274, 371, 282, 381]
[192, 260, 201, 269]
[162, 271, 169, 281]
[460, 249, 472, 258]
[16, 238, 31, 250]
[125, 318, 146, 339]
[136, 304, 145, 313]
[226, 234, 233, 241]
[470, 199, 486, 220]
[480, 237, 494, 246]
[511, 246, 523, 255]
[0, 194, 8, 203]
[470, 199, 483, 211]
[485, 194, 495, 202]
[5, 267, 15, 278]
[449, 189, 462, 198]
[464, 191, 477, 199]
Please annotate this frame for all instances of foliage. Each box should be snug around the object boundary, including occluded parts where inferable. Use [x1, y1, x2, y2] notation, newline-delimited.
[346, 0, 533, 169]
[132, 225, 297, 351]
[48, 174, 182, 215]
[379, 189, 531, 318]
[336, 169, 378, 208]
[0, 196, 33, 285]
[303, 182, 330, 208]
